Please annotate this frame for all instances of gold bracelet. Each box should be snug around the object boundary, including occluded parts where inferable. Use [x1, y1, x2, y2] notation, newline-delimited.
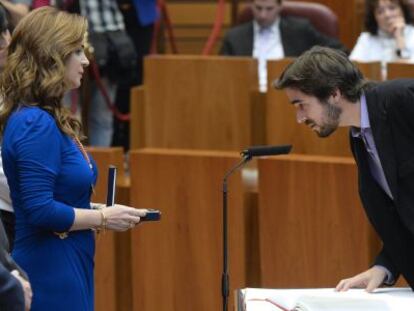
[92, 204, 107, 234]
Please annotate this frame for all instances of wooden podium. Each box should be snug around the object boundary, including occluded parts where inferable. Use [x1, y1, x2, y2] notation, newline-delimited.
[257, 155, 378, 288]
[129, 148, 247, 311]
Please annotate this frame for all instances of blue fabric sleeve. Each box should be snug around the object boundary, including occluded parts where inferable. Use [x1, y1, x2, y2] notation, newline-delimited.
[12, 110, 75, 232]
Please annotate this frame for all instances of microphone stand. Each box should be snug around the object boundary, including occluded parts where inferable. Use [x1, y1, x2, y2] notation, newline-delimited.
[221, 145, 291, 311]
[222, 154, 251, 311]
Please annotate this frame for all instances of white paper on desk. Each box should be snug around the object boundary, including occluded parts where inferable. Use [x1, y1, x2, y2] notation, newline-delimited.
[242, 288, 413, 311]
[244, 288, 298, 310]
[291, 296, 389, 311]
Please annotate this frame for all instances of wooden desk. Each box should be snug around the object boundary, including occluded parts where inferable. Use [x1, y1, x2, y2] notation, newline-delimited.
[130, 55, 260, 151]
[387, 62, 414, 80]
[355, 61, 382, 81]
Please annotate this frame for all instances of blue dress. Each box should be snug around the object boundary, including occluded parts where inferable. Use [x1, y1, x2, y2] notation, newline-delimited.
[1, 107, 98, 311]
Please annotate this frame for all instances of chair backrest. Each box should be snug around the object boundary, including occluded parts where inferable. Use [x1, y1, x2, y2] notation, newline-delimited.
[237, 0, 339, 38]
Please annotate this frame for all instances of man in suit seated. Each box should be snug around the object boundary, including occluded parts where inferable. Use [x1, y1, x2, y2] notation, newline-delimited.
[220, 0, 347, 92]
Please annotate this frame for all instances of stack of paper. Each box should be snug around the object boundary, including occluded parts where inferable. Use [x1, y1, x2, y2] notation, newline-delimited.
[237, 287, 414, 311]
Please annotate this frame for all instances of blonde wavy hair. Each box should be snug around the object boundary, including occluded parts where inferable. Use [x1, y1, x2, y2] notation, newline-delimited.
[0, 7, 88, 138]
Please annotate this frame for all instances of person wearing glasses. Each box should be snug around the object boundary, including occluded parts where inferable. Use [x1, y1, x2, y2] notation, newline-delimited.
[350, 0, 414, 78]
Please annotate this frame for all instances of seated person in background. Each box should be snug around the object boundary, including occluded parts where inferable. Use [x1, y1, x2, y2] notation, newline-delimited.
[350, 0, 414, 77]
[220, 0, 347, 92]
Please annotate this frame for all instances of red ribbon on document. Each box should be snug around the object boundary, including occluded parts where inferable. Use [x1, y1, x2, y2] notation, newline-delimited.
[247, 298, 290, 311]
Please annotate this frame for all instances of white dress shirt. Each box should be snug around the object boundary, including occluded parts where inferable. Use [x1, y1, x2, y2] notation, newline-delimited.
[253, 19, 284, 92]
[350, 25, 414, 78]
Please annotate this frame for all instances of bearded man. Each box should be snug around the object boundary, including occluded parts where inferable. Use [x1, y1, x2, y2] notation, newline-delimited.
[275, 46, 414, 292]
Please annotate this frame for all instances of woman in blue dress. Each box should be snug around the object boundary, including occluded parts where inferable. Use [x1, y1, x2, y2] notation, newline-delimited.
[0, 7, 147, 310]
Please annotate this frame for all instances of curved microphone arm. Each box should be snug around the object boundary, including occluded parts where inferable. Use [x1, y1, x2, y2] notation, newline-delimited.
[222, 155, 251, 311]
[221, 144, 291, 311]
[223, 155, 250, 187]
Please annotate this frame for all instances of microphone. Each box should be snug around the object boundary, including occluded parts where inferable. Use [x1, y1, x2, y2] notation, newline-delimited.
[241, 144, 292, 159]
[221, 144, 292, 311]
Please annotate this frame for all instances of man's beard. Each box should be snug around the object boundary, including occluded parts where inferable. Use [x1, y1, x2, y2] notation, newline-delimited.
[306, 100, 342, 138]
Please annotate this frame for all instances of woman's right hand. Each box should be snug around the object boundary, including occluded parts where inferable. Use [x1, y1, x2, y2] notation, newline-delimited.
[388, 16, 405, 40]
[101, 205, 147, 231]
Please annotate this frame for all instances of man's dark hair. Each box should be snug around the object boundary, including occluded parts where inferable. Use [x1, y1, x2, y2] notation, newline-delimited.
[274, 46, 366, 103]
[0, 4, 8, 33]
[365, 0, 413, 35]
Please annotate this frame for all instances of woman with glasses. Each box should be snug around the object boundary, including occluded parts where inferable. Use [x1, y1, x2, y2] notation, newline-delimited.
[350, 0, 414, 78]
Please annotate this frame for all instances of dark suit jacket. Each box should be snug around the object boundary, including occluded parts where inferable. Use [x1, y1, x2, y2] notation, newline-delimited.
[351, 79, 414, 289]
[219, 16, 347, 56]
[0, 221, 24, 310]
[0, 264, 24, 311]
[0, 220, 26, 279]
